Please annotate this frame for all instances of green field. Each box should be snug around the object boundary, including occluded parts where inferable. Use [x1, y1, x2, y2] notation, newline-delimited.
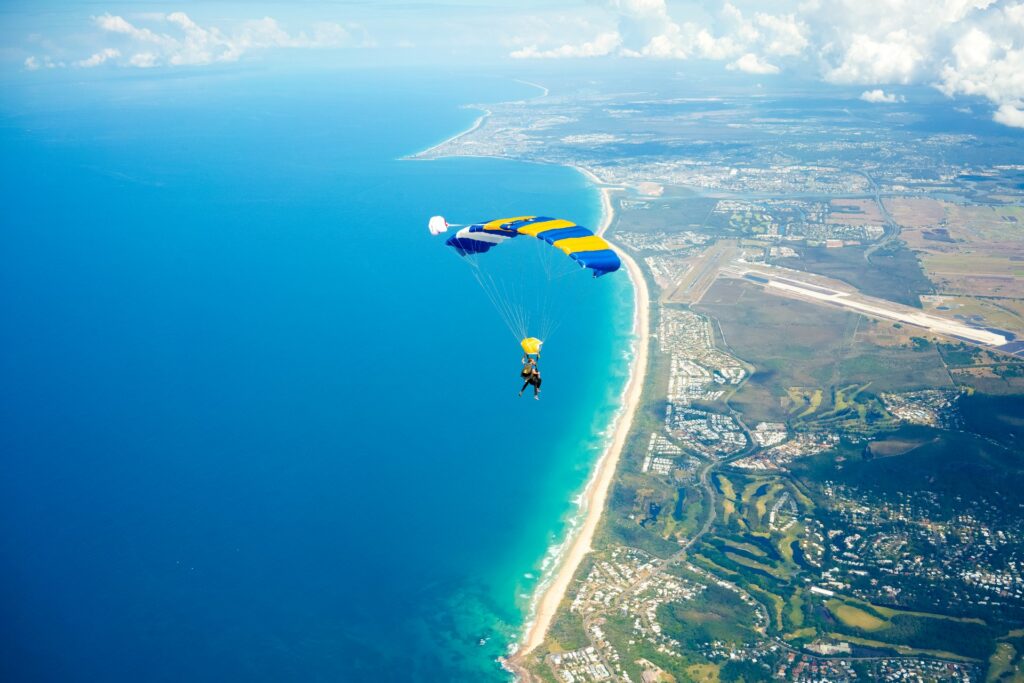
[696, 280, 950, 424]
[658, 582, 760, 648]
[827, 599, 888, 631]
[988, 641, 1024, 682]
[817, 596, 996, 660]
[774, 240, 932, 307]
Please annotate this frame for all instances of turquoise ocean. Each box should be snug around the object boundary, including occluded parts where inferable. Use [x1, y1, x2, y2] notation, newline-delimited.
[0, 67, 633, 681]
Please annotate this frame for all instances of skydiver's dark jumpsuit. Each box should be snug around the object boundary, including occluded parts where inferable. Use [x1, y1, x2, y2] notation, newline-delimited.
[519, 359, 542, 398]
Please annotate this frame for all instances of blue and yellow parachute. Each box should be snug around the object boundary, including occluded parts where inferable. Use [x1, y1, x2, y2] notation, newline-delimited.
[432, 215, 621, 355]
[445, 216, 621, 277]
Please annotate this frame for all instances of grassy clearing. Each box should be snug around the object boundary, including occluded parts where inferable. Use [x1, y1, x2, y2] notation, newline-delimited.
[740, 480, 770, 526]
[783, 627, 816, 641]
[827, 600, 888, 631]
[862, 599, 987, 625]
[725, 552, 785, 579]
[721, 538, 768, 558]
[698, 280, 949, 424]
[788, 590, 805, 628]
[867, 437, 931, 457]
[821, 596, 996, 659]
[686, 663, 721, 682]
[693, 554, 739, 577]
[777, 522, 803, 566]
[754, 483, 785, 523]
[987, 642, 1022, 683]
[787, 387, 823, 417]
[716, 474, 737, 526]
[828, 633, 981, 663]
[789, 483, 814, 509]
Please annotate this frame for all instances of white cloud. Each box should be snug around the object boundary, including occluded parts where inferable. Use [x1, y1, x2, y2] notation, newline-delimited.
[809, 0, 1024, 126]
[860, 88, 904, 103]
[76, 48, 120, 68]
[825, 31, 924, 84]
[24, 55, 63, 70]
[632, 32, 690, 58]
[512, 0, 809, 64]
[754, 13, 809, 57]
[1008, 2, 1024, 26]
[694, 28, 742, 60]
[994, 103, 1024, 127]
[951, 27, 995, 71]
[728, 52, 780, 74]
[937, 24, 1024, 127]
[129, 52, 158, 68]
[501, 0, 1024, 129]
[511, 31, 621, 58]
[941, 0, 998, 23]
[23, 1, 1024, 130]
[33, 12, 362, 70]
[95, 13, 166, 45]
[615, 0, 693, 58]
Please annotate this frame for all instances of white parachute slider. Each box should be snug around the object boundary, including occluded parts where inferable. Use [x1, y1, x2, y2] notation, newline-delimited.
[428, 215, 449, 235]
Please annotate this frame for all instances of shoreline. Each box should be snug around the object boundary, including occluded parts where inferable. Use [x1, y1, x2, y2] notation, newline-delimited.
[408, 79, 545, 161]
[515, 172, 649, 658]
[409, 106, 492, 159]
[569, 165, 620, 238]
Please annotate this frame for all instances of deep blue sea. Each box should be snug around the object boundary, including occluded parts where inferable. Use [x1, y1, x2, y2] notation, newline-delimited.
[0, 67, 633, 681]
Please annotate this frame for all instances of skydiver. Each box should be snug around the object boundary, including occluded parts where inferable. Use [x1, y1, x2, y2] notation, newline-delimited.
[519, 357, 542, 400]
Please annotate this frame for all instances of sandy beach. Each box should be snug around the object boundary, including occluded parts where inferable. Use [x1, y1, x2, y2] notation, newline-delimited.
[517, 173, 650, 655]
[410, 106, 491, 159]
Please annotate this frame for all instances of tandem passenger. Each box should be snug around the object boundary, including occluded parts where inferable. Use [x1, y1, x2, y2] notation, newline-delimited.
[519, 356, 542, 400]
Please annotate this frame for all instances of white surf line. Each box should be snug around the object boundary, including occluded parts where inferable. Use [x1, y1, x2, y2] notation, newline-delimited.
[513, 79, 550, 99]
[410, 106, 492, 158]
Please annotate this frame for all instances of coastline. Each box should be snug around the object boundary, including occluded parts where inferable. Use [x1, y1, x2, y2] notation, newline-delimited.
[515, 173, 650, 657]
[570, 165, 619, 238]
[408, 79, 547, 161]
[409, 106, 492, 159]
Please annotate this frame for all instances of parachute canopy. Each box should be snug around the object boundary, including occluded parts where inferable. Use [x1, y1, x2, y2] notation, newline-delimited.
[428, 215, 449, 235]
[521, 337, 543, 356]
[435, 214, 621, 348]
[445, 216, 621, 277]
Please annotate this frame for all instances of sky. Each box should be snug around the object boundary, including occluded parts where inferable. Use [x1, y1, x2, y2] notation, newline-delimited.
[2, 0, 1024, 127]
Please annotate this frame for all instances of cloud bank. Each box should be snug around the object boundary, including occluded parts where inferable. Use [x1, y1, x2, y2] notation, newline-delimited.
[508, 0, 1024, 128]
[26, 11, 363, 70]
[860, 88, 905, 103]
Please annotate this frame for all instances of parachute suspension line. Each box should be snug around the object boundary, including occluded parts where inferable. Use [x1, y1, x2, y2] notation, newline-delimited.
[444, 217, 623, 355]
[527, 237, 550, 349]
[478, 269, 520, 341]
[496, 264, 529, 341]
[531, 236, 573, 348]
[464, 255, 525, 343]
